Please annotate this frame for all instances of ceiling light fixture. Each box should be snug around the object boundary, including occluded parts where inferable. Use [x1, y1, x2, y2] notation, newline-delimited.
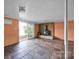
[19, 6, 25, 12]
[18, 6, 26, 19]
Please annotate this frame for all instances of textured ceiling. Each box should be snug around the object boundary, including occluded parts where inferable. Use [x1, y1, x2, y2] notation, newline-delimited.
[4, 0, 74, 23]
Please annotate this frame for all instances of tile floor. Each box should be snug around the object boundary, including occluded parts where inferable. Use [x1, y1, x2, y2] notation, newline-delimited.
[4, 38, 74, 59]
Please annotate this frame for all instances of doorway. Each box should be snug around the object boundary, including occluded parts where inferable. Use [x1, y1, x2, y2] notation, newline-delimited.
[19, 21, 34, 41]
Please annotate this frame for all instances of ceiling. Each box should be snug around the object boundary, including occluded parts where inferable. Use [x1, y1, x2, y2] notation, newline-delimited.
[4, 0, 74, 24]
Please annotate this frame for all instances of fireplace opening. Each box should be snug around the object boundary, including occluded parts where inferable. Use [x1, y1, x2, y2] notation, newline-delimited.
[43, 25, 51, 36]
[40, 25, 51, 36]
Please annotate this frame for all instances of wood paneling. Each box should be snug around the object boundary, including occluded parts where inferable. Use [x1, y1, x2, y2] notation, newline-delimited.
[4, 17, 19, 46]
[54, 21, 74, 41]
[68, 21, 74, 41]
[54, 22, 64, 40]
[34, 24, 40, 37]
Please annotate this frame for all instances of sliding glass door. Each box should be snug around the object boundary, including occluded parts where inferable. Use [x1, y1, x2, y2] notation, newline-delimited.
[26, 23, 34, 38]
[19, 21, 28, 41]
[19, 21, 34, 41]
